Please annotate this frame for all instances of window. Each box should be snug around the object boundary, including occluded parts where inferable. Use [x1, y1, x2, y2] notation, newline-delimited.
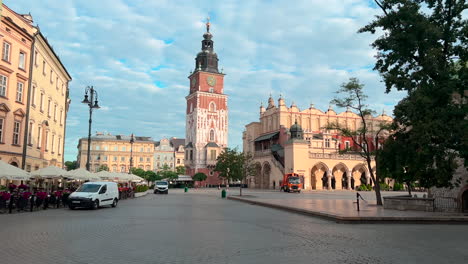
[50, 70, 53, 83]
[37, 126, 42, 148]
[210, 150, 216, 160]
[34, 51, 38, 66]
[325, 138, 330, 148]
[56, 77, 59, 89]
[209, 87, 214, 93]
[345, 141, 350, 149]
[103, 155, 107, 161]
[40, 93, 44, 112]
[209, 101, 216, 112]
[146, 157, 150, 162]
[0, 75, 7, 97]
[45, 131, 49, 151]
[120, 166, 125, 172]
[27, 122, 33, 145]
[140, 147, 143, 152]
[177, 159, 180, 164]
[157, 155, 160, 160]
[113, 146, 118, 151]
[139, 157, 143, 162]
[53, 104, 57, 121]
[47, 99, 51, 117]
[209, 130, 215, 141]
[122, 146, 126, 151]
[95, 145, 100, 150]
[19, 52, 26, 69]
[121, 156, 125, 162]
[16, 82, 24, 102]
[58, 137, 61, 155]
[190, 150, 193, 160]
[13, 121, 20, 145]
[0, 118, 3, 142]
[147, 148, 151, 152]
[42, 61, 46, 75]
[113, 156, 117, 161]
[60, 110, 63, 125]
[2, 42, 10, 62]
[51, 134, 55, 153]
[31, 86, 36, 106]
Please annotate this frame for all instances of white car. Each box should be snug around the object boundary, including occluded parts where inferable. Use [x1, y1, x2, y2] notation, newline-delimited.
[154, 181, 169, 194]
[68, 182, 119, 209]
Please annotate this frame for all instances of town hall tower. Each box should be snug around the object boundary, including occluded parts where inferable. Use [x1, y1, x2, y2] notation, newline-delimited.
[185, 19, 228, 185]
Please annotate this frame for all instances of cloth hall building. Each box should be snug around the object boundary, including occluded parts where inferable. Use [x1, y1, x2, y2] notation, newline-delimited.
[243, 96, 392, 190]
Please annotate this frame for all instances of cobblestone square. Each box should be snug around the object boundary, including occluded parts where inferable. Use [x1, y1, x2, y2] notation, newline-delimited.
[1, 189, 467, 264]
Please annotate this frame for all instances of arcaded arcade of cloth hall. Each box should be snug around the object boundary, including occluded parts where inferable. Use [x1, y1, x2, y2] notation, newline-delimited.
[243, 95, 393, 191]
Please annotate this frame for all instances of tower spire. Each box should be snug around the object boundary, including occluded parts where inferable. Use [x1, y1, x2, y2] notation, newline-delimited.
[194, 18, 219, 73]
[206, 17, 210, 33]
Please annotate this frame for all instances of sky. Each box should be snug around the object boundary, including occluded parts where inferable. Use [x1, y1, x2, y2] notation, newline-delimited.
[7, 0, 406, 162]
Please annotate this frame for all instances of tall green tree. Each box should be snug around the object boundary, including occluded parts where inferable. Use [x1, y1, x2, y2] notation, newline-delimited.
[214, 148, 256, 196]
[130, 167, 145, 177]
[361, 0, 468, 188]
[158, 164, 178, 180]
[193, 172, 207, 186]
[175, 166, 186, 175]
[64, 161, 77, 171]
[143, 170, 160, 184]
[326, 78, 391, 205]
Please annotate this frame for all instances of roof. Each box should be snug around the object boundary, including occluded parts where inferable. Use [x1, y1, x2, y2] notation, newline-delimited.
[80, 134, 154, 143]
[205, 142, 219, 148]
[170, 138, 185, 149]
[254, 132, 279, 142]
[186, 142, 193, 148]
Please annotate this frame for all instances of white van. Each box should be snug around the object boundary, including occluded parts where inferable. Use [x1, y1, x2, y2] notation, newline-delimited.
[68, 182, 119, 209]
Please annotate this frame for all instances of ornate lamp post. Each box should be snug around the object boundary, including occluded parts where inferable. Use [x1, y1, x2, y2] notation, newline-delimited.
[81, 86, 100, 171]
[129, 133, 134, 174]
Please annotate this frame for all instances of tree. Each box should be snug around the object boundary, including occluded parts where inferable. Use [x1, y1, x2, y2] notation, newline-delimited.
[360, 0, 468, 188]
[214, 148, 256, 196]
[175, 166, 186, 175]
[130, 167, 145, 177]
[64, 161, 77, 171]
[144, 170, 160, 185]
[97, 165, 109, 172]
[193, 172, 207, 186]
[326, 78, 391, 205]
[158, 164, 178, 180]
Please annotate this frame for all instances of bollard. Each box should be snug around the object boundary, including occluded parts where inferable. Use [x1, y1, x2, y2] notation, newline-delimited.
[221, 189, 226, 198]
[30, 195, 35, 212]
[184, 187, 188, 193]
[356, 192, 360, 212]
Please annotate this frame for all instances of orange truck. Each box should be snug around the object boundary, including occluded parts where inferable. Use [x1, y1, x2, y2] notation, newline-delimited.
[280, 173, 301, 193]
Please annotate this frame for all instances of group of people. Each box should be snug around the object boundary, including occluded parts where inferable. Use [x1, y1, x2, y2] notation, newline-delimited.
[0, 183, 74, 213]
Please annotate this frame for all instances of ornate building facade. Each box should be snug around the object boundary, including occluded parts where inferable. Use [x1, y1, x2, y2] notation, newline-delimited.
[154, 137, 185, 171]
[185, 21, 227, 185]
[77, 132, 155, 173]
[243, 95, 392, 190]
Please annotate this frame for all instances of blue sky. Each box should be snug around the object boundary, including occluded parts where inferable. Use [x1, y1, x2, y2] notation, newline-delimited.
[7, 0, 405, 162]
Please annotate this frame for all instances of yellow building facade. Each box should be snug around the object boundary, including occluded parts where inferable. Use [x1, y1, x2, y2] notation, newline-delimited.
[0, 5, 33, 167]
[24, 32, 71, 171]
[243, 96, 392, 190]
[77, 133, 155, 172]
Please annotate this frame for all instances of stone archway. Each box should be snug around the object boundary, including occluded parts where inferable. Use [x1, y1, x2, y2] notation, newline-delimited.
[352, 164, 369, 189]
[332, 163, 350, 190]
[253, 162, 262, 188]
[459, 186, 468, 213]
[262, 162, 271, 189]
[311, 162, 330, 190]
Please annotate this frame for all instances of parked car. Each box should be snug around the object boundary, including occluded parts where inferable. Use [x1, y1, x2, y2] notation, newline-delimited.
[68, 182, 119, 209]
[154, 181, 169, 194]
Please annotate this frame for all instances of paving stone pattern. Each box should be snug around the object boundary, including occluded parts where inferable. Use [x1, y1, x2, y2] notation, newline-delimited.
[0, 189, 467, 264]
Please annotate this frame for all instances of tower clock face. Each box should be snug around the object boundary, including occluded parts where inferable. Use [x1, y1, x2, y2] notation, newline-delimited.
[206, 75, 216, 86]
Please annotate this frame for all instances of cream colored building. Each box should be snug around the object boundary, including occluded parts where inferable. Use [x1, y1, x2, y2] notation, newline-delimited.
[0, 5, 33, 167]
[77, 133, 155, 172]
[243, 96, 392, 190]
[24, 32, 71, 171]
[154, 137, 185, 171]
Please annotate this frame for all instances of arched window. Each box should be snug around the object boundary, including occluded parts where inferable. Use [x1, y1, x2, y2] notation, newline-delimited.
[209, 129, 215, 141]
[209, 101, 216, 112]
[190, 103, 193, 113]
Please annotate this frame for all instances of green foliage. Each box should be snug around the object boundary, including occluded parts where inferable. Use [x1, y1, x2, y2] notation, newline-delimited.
[64, 161, 77, 171]
[357, 184, 373, 191]
[157, 165, 178, 180]
[130, 168, 145, 177]
[393, 183, 404, 192]
[144, 170, 161, 183]
[175, 166, 186, 175]
[135, 185, 149, 193]
[214, 148, 256, 182]
[193, 172, 207, 182]
[379, 183, 390, 191]
[97, 165, 109, 172]
[361, 1, 468, 188]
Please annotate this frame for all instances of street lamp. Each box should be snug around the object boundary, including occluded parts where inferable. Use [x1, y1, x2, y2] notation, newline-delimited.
[81, 86, 100, 171]
[129, 133, 134, 174]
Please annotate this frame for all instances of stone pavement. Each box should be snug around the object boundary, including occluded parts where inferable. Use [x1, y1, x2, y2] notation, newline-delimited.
[1, 189, 467, 264]
[225, 189, 468, 223]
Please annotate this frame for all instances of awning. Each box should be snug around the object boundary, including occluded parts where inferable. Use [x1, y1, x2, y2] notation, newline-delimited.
[254, 132, 279, 142]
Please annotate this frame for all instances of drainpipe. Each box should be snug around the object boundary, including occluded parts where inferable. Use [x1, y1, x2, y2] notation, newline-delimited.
[21, 31, 38, 170]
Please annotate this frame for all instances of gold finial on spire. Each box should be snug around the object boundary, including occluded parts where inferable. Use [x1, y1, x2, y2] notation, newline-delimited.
[206, 17, 211, 32]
